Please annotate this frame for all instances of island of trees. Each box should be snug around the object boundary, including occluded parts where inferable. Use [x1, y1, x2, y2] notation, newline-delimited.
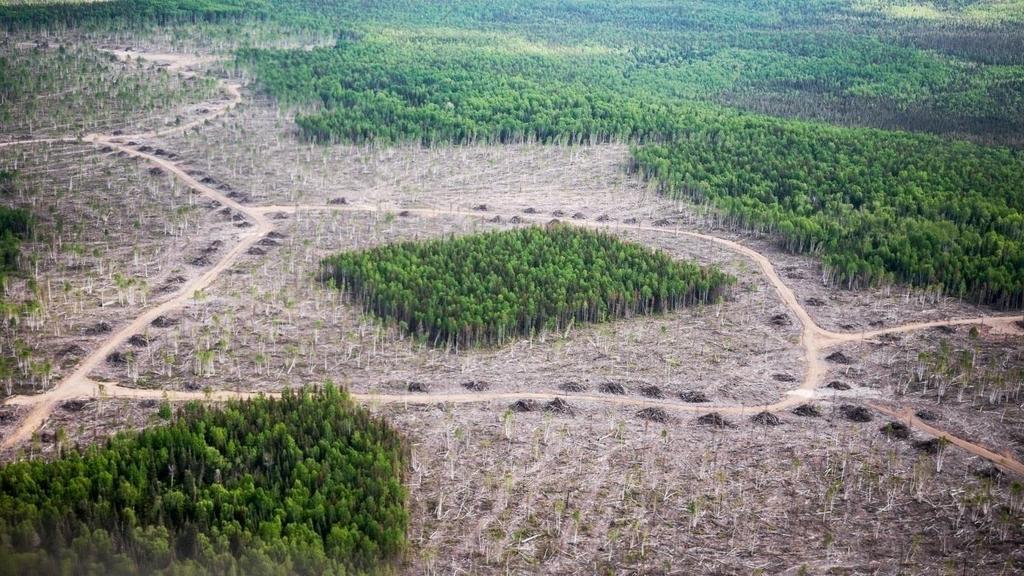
[0, 386, 407, 575]
[323, 225, 734, 348]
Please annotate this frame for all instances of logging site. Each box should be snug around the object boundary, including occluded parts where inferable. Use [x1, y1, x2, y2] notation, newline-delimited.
[0, 0, 1023, 574]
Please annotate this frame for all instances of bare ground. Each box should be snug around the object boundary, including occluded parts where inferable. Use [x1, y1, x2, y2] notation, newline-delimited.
[833, 327, 1024, 463]
[152, 95, 673, 216]
[385, 400, 1024, 574]
[0, 43, 223, 141]
[90, 210, 804, 408]
[0, 141, 241, 397]
[13, 384, 1022, 574]
[724, 233, 997, 334]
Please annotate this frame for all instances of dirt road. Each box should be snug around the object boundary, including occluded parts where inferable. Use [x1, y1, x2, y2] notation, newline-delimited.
[1, 136, 271, 449]
[870, 403, 1024, 476]
[2, 51, 1022, 476]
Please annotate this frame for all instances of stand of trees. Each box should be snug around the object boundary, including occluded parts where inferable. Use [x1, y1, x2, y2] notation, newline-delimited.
[6, 0, 1024, 141]
[323, 225, 734, 348]
[0, 203, 30, 283]
[240, 30, 980, 146]
[0, 0, 265, 29]
[0, 385, 407, 575]
[237, 33, 676, 146]
[630, 120, 1024, 308]
[237, 4, 1024, 146]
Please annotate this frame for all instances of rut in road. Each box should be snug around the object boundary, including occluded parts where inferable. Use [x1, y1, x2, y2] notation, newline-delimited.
[1, 51, 1022, 477]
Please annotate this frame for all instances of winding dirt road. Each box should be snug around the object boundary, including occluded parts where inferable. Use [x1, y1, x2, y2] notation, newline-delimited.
[2, 135, 270, 450]
[1, 52, 1022, 477]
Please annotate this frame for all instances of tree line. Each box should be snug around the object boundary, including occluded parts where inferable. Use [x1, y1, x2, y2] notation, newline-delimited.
[322, 225, 734, 348]
[236, 3, 1024, 145]
[0, 385, 407, 575]
[0, 0, 265, 29]
[630, 119, 1024, 307]
[6, 0, 1024, 141]
[0, 201, 30, 282]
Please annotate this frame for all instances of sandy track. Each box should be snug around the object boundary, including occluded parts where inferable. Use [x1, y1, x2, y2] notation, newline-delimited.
[2, 54, 1023, 477]
[130, 81, 241, 139]
[0, 136, 271, 449]
[870, 403, 1024, 476]
[860, 315, 1023, 338]
[102, 50, 222, 74]
[0, 384, 813, 415]
[253, 204, 1021, 410]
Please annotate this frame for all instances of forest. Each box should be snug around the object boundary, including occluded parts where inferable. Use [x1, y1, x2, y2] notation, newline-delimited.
[236, 0, 1024, 145]
[238, 25, 1024, 147]
[631, 120, 1024, 307]
[322, 225, 734, 348]
[2, 2, 1022, 304]
[0, 0, 264, 29]
[231, 2, 1024, 308]
[0, 386, 407, 575]
[0, 1, 1023, 573]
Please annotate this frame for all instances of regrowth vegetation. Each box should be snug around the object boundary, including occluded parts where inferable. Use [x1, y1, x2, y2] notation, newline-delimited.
[905, 333, 1024, 408]
[0, 386, 407, 575]
[322, 225, 733, 347]
[0, 171, 36, 399]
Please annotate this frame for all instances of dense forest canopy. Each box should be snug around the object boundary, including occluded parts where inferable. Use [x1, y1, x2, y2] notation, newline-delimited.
[233, 0, 1024, 143]
[5, 0, 1023, 138]
[239, 21, 1024, 146]
[323, 225, 734, 348]
[0, 386, 407, 575]
[631, 121, 1024, 307]
[0, 0, 265, 28]
[0, 201, 30, 281]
